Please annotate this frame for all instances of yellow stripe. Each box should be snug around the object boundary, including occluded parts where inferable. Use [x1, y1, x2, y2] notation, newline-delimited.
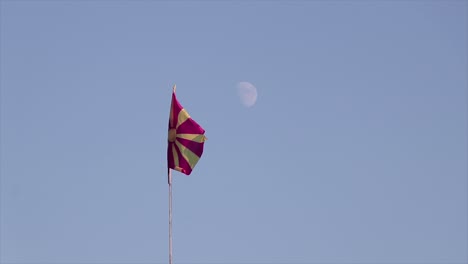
[172, 144, 179, 168]
[177, 108, 190, 128]
[176, 133, 206, 143]
[175, 140, 200, 169]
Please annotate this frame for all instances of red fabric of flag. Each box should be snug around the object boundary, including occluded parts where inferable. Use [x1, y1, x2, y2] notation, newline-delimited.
[167, 87, 206, 181]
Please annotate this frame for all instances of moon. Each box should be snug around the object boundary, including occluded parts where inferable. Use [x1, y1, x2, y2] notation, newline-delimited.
[237, 82, 257, 107]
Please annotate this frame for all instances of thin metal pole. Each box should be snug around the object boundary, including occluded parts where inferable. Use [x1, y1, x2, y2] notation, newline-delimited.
[169, 170, 173, 264]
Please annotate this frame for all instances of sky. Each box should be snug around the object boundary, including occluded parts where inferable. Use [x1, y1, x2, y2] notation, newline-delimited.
[0, 1, 467, 264]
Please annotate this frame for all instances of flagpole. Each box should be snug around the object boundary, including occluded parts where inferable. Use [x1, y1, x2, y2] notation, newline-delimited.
[168, 169, 173, 264]
[169, 84, 175, 264]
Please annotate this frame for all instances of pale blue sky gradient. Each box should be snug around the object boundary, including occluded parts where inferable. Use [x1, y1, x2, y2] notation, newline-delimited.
[1, 1, 467, 263]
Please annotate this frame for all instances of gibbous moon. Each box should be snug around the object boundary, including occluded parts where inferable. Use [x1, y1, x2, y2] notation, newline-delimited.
[237, 82, 257, 107]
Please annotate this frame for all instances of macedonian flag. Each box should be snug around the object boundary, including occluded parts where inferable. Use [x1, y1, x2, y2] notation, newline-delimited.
[167, 85, 206, 183]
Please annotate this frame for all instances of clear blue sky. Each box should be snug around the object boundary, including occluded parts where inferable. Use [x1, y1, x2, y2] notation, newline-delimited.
[1, 1, 467, 263]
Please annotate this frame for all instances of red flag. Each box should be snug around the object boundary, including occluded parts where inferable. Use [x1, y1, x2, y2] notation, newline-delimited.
[167, 85, 206, 183]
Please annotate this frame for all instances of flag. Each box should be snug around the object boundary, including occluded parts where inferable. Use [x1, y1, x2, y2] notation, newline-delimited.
[167, 85, 206, 183]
